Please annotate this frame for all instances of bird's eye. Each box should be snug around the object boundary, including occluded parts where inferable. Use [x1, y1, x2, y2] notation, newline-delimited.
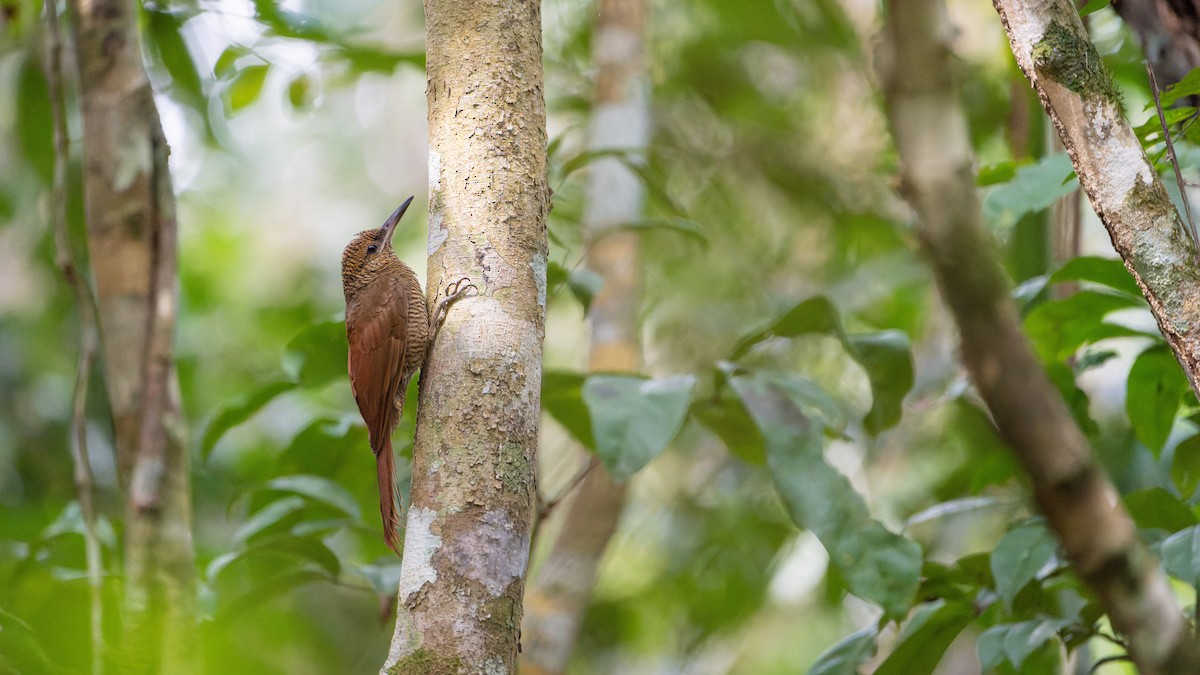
[366, 244, 378, 254]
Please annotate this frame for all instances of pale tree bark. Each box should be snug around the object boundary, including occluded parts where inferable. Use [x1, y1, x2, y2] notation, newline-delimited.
[381, 0, 550, 672]
[881, 1, 1200, 672]
[69, 0, 195, 671]
[993, 0, 1200, 398]
[521, 0, 648, 672]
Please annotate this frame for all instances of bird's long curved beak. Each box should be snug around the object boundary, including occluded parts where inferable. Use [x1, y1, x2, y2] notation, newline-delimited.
[380, 195, 415, 243]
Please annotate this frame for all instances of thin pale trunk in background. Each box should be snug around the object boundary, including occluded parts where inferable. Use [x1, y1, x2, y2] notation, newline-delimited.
[882, 0, 1200, 672]
[381, 0, 550, 671]
[68, 0, 195, 671]
[521, 0, 648, 671]
[42, 2, 103, 672]
[993, 0, 1200, 398]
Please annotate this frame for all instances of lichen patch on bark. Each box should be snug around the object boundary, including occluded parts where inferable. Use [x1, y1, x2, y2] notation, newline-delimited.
[398, 507, 442, 602]
[1032, 20, 1123, 113]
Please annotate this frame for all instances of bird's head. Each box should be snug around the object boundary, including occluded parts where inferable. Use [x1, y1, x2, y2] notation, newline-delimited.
[341, 196, 414, 299]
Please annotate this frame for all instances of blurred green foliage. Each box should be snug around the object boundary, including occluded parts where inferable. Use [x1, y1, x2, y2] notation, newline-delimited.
[4, 0, 1200, 673]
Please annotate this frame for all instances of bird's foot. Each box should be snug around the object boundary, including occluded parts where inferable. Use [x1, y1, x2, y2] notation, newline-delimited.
[430, 277, 477, 337]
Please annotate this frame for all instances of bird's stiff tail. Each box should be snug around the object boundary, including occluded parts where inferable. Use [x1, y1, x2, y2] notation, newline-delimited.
[376, 439, 403, 556]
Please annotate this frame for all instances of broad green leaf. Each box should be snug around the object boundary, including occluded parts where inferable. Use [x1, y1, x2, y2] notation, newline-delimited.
[1023, 290, 1144, 363]
[226, 64, 270, 114]
[285, 321, 347, 389]
[1161, 524, 1200, 585]
[982, 153, 1077, 231]
[264, 475, 361, 520]
[733, 372, 922, 618]
[0, 608, 60, 674]
[234, 496, 307, 544]
[848, 331, 913, 434]
[1047, 256, 1141, 298]
[693, 393, 766, 464]
[978, 619, 1067, 672]
[1124, 487, 1197, 531]
[874, 600, 973, 675]
[567, 268, 603, 312]
[809, 624, 877, 675]
[1161, 68, 1200, 107]
[731, 296, 914, 434]
[1171, 434, 1200, 498]
[542, 370, 594, 450]
[200, 380, 297, 459]
[990, 519, 1057, 610]
[355, 562, 403, 596]
[144, 6, 205, 113]
[582, 374, 695, 479]
[1127, 346, 1187, 455]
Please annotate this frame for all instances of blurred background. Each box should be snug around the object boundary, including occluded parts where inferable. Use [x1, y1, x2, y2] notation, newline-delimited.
[3, 0, 1198, 672]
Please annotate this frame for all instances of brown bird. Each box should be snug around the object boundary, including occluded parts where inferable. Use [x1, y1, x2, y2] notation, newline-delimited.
[341, 196, 472, 555]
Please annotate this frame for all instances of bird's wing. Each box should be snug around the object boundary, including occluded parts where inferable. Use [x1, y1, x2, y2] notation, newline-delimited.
[346, 274, 409, 456]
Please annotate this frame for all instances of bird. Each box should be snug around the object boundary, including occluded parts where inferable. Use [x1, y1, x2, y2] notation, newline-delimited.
[341, 196, 473, 555]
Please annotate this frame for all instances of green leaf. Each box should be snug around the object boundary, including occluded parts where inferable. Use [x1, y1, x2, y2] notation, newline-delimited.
[1171, 434, 1200, 498]
[621, 216, 709, 248]
[732, 372, 922, 618]
[1124, 487, 1197, 531]
[978, 619, 1067, 671]
[285, 321, 347, 389]
[542, 370, 594, 450]
[1161, 68, 1200, 108]
[694, 393, 766, 464]
[874, 600, 973, 675]
[1023, 290, 1144, 363]
[263, 475, 361, 520]
[982, 153, 1077, 231]
[200, 380, 297, 459]
[1078, 0, 1111, 16]
[990, 519, 1057, 611]
[286, 72, 318, 111]
[731, 296, 914, 434]
[1048, 256, 1141, 298]
[143, 6, 205, 112]
[582, 374, 695, 479]
[234, 496, 307, 544]
[1127, 346, 1187, 455]
[848, 331, 913, 434]
[213, 45, 250, 79]
[1161, 524, 1200, 585]
[809, 625, 877, 675]
[567, 268, 603, 312]
[226, 64, 270, 114]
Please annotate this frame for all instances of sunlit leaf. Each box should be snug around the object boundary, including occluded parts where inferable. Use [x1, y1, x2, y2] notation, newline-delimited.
[1161, 524, 1200, 585]
[225, 64, 270, 114]
[286, 72, 318, 111]
[1048, 256, 1141, 298]
[1171, 434, 1200, 498]
[693, 392, 766, 464]
[1023, 290, 1145, 363]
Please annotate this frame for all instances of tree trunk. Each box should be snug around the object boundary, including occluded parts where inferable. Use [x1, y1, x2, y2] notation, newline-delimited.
[69, 0, 195, 671]
[882, 1, 1200, 672]
[521, 0, 648, 672]
[381, 0, 550, 672]
[993, 0, 1200, 398]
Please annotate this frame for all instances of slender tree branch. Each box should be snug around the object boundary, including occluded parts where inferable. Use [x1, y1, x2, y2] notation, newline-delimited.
[1146, 61, 1200, 261]
[882, 1, 1200, 672]
[42, 2, 104, 672]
